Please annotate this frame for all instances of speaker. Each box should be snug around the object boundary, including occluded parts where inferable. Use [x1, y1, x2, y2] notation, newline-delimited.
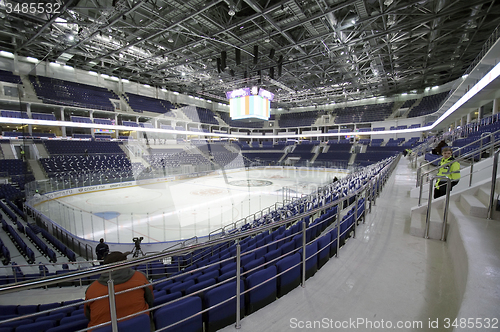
[217, 58, 221, 73]
[269, 48, 275, 60]
[230, 69, 235, 77]
[270, 67, 274, 79]
[253, 45, 259, 65]
[257, 70, 261, 84]
[244, 71, 248, 79]
[221, 51, 227, 69]
[278, 55, 283, 76]
[235, 48, 241, 65]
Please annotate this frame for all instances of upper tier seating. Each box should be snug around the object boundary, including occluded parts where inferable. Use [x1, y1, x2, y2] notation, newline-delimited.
[145, 149, 211, 169]
[43, 140, 125, 155]
[400, 99, 417, 108]
[407, 91, 450, 118]
[0, 69, 22, 84]
[1, 111, 29, 119]
[333, 102, 394, 124]
[125, 92, 174, 115]
[30, 75, 117, 111]
[278, 111, 322, 128]
[32, 112, 57, 121]
[70, 116, 92, 124]
[182, 106, 218, 125]
[93, 118, 113, 125]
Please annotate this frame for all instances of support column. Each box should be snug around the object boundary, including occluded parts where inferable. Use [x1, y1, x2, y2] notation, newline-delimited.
[478, 105, 485, 120]
[26, 104, 32, 135]
[115, 114, 119, 139]
[60, 107, 66, 137]
[467, 112, 472, 125]
[493, 98, 500, 115]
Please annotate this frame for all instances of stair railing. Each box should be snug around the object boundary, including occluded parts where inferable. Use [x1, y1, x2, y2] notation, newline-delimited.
[417, 139, 500, 205]
[416, 128, 500, 187]
[424, 176, 451, 241]
[487, 148, 500, 219]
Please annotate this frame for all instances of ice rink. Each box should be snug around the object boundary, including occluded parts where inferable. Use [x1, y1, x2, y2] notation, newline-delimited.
[34, 167, 347, 243]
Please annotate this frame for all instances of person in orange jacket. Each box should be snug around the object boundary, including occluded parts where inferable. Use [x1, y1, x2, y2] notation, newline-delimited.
[84, 251, 154, 330]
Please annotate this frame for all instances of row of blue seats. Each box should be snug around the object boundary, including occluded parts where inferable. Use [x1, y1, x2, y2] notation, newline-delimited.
[5, 200, 25, 221]
[0, 185, 23, 201]
[1, 219, 35, 264]
[43, 140, 124, 155]
[0, 111, 29, 119]
[0, 235, 11, 265]
[0, 201, 17, 224]
[150, 197, 366, 331]
[39, 229, 76, 262]
[25, 225, 57, 263]
[0, 299, 87, 332]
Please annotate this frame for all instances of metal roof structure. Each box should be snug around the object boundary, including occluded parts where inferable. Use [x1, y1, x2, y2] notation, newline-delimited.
[1, 0, 499, 108]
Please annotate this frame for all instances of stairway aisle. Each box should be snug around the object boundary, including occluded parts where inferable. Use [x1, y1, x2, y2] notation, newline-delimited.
[222, 157, 460, 332]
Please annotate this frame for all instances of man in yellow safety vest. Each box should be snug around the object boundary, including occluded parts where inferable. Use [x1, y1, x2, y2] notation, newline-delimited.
[434, 147, 461, 199]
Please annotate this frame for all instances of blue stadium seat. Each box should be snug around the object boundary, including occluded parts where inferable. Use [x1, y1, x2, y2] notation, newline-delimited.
[203, 280, 245, 332]
[264, 248, 281, 268]
[168, 279, 195, 295]
[276, 253, 301, 297]
[153, 291, 182, 309]
[93, 313, 150, 332]
[185, 278, 216, 297]
[196, 270, 219, 283]
[15, 320, 56, 332]
[298, 241, 318, 280]
[243, 257, 265, 276]
[245, 266, 277, 315]
[317, 232, 331, 269]
[154, 297, 202, 332]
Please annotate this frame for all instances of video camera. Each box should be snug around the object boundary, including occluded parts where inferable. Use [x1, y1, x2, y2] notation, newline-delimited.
[133, 237, 143, 250]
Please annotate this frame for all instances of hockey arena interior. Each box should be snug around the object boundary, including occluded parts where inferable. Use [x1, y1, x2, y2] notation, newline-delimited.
[0, 0, 500, 331]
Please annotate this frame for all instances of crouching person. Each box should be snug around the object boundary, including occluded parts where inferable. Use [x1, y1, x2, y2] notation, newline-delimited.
[85, 251, 154, 331]
[434, 147, 461, 199]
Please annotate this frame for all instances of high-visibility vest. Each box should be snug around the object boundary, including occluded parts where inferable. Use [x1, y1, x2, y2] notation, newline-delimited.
[435, 157, 460, 188]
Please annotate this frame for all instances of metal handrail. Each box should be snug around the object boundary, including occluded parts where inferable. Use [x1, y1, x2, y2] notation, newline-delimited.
[418, 139, 499, 205]
[487, 148, 500, 219]
[424, 176, 451, 241]
[417, 127, 500, 186]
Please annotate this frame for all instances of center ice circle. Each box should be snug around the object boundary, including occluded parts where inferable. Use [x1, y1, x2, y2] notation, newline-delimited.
[228, 179, 273, 187]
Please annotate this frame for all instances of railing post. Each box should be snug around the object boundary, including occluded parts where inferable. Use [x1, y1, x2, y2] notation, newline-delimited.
[353, 193, 358, 238]
[469, 157, 474, 187]
[424, 179, 435, 239]
[107, 274, 119, 332]
[441, 179, 452, 241]
[235, 243, 241, 329]
[336, 200, 341, 257]
[363, 186, 368, 223]
[301, 221, 306, 287]
[487, 149, 500, 219]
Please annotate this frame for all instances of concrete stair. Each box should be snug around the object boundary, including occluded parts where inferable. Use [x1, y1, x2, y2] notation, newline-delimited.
[410, 181, 500, 240]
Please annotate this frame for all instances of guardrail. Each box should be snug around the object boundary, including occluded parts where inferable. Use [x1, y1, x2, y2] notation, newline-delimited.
[417, 138, 500, 206]
[417, 128, 500, 189]
[424, 176, 451, 241]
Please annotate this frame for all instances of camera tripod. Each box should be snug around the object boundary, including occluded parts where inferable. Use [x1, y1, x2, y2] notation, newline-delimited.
[131, 246, 145, 257]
